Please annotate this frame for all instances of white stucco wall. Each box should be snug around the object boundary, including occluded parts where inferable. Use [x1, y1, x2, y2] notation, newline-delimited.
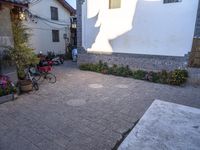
[25, 0, 71, 54]
[82, 0, 199, 56]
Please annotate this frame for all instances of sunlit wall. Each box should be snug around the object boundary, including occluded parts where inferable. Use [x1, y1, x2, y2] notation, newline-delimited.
[82, 0, 198, 56]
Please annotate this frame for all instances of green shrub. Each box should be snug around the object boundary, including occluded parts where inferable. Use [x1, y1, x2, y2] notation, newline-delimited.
[0, 75, 16, 97]
[79, 61, 188, 86]
[168, 69, 188, 86]
[79, 63, 96, 71]
[158, 70, 169, 84]
[100, 62, 109, 74]
[108, 64, 118, 75]
[109, 65, 132, 77]
[144, 71, 160, 83]
[132, 70, 147, 80]
[119, 65, 133, 77]
[6, 20, 39, 79]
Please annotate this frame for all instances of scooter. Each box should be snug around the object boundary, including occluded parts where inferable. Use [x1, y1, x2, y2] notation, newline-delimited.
[51, 56, 64, 65]
[46, 51, 64, 65]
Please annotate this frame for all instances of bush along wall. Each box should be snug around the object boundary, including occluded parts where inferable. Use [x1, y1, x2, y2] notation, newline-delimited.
[79, 61, 188, 86]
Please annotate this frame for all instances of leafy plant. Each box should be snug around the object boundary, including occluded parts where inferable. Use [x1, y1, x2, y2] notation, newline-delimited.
[132, 70, 147, 80]
[158, 70, 169, 84]
[79, 61, 188, 86]
[114, 65, 132, 77]
[144, 71, 160, 83]
[100, 62, 109, 74]
[0, 75, 16, 97]
[168, 69, 188, 86]
[7, 20, 39, 79]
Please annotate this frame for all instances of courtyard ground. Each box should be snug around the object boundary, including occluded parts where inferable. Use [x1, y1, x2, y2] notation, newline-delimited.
[0, 61, 200, 150]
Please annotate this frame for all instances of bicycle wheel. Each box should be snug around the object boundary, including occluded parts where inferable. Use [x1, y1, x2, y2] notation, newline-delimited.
[45, 73, 56, 83]
[32, 78, 39, 90]
[34, 74, 41, 81]
[35, 72, 45, 83]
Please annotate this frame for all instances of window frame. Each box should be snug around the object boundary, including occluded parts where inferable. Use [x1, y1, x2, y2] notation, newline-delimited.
[109, 0, 121, 9]
[50, 6, 58, 20]
[163, 0, 182, 4]
[52, 30, 60, 42]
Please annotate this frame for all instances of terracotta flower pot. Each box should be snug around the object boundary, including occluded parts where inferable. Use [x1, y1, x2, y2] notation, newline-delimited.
[19, 80, 32, 93]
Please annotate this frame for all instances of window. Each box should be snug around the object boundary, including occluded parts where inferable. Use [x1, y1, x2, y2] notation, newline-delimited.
[52, 30, 59, 42]
[109, 0, 121, 9]
[50, 6, 58, 20]
[163, 0, 182, 4]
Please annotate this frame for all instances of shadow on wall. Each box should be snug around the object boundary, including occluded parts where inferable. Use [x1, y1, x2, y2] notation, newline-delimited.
[84, 0, 197, 56]
[85, 0, 139, 53]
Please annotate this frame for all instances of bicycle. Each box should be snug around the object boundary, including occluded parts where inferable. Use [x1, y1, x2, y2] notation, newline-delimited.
[25, 67, 39, 91]
[30, 64, 56, 84]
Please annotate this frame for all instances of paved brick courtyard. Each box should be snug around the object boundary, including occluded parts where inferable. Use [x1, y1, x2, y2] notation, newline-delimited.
[0, 62, 200, 150]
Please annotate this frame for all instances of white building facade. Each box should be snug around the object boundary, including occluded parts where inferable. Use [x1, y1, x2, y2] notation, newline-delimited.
[26, 0, 75, 54]
[77, 0, 199, 71]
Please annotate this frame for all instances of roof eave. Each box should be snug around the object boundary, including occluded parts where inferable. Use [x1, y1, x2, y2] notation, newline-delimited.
[57, 0, 76, 16]
[0, 0, 28, 8]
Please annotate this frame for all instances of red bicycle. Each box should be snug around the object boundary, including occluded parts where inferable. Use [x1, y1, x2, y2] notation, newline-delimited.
[30, 64, 56, 84]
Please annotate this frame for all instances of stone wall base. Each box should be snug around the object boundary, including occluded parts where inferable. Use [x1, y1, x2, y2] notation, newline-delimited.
[78, 51, 187, 71]
[78, 51, 200, 85]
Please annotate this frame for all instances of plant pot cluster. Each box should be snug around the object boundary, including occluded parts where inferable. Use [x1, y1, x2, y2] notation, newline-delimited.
[0, 75, 16, 104]
[1, 15, 40, 104]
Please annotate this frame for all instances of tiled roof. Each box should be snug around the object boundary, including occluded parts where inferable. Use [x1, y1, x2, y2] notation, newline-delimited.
[0, 0, 75, 14]
[1, 0, 29, 4]
[0, 0, 29, 7]
[57, 0, 76, 15]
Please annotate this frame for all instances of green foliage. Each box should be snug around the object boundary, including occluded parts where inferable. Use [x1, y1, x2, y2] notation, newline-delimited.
[0, 85, 16, 97]
[0, 75, 16, 97]
[158, 70, 169, 84]
[79, 61, 109, 74]
[132, 70, 147, 80]
[107, 64, 132, 77]
[98, 61, 109, 74]
[168, 69, 188, 86]
[144, 71, 159, 83]
[79, 61, 188, 86]
[8, 20, 39, 79]
[79, 63, 97, 71]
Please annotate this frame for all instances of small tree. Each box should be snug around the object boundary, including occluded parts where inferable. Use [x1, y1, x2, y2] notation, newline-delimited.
[9, 20, 39, 79]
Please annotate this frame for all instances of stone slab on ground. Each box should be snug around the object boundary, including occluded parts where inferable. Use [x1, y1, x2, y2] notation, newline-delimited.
[119, 100, 200, 150]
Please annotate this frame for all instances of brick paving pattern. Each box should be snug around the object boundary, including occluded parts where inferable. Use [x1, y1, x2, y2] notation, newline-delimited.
[0, 62, 200, 150]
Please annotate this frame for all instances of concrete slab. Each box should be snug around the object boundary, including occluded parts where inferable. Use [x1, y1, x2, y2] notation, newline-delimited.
[118, 100, 200, 150]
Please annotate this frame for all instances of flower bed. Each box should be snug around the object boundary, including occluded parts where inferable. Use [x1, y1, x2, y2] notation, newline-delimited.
[0, 75, 16, 104]
[79, 61, 188, 86]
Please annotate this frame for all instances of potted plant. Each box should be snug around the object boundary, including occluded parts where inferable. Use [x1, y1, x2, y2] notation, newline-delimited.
[8, 20, 39, 93]
[0, 75, 16, 104]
